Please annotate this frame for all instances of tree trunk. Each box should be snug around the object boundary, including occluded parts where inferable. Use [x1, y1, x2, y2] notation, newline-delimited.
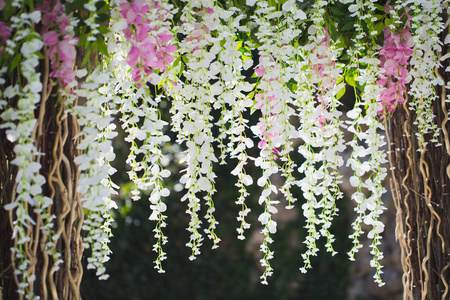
[387, 35, 450, 299]
[0, 61, 84, 299]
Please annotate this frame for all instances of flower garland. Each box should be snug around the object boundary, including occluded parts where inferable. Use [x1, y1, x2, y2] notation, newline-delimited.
[71, 67, 118, 280]
[0, 8, 47, 298]
[342, 0, 390, 286]
[408, 0, 444, 146]
[165, 0, 226, 260]
[247, 0, 308, 283]
[207, 9, 254, 240]
[108, 0, 175, 272]
[296, 0, 345, 273]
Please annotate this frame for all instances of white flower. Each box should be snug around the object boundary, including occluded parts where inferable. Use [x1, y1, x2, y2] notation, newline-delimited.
[20, 39, 43, 57]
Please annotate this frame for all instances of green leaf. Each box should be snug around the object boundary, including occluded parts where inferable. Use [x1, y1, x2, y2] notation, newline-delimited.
[330, 6, 345, 17]
[173, 56, 181, 68]
[82, 47, 92, 66]
[65, 0, 89, 13]
[385, 18, 393, 29]
[95, 0, 107, 10]
[329, 23, 338, 42]
[345, 69, 357, 87]
[2, 2, 15, 20]
[24, 0, 34, 11]
[372, 14, 383, 21]
[248, 91, 255, 100]
[179, 59, 185, 76]
[10, 53, 22, 73]
[336, 85, 346, 100]
[373, 21, 384, 36]
[96, 13, 110, 23]
[96, 36, 109, 57]
[98, 25, 110, 35]
[374, 4, 386, 11]
[335, 35, 348, 49]
[341, 22, 354, 32]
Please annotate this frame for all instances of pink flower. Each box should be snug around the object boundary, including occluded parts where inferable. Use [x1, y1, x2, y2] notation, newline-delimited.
[119, 0, 178, 84]
[377, 25, 413, 113]
[255, 68, 265, 77]
[158, 32, 172, 43]
[205, 7, 214, 14]
[38, 0, 79, 87]
[43, 31, 59, 46]
[58, 37, 77, 61]
[0, 22, 11, 42]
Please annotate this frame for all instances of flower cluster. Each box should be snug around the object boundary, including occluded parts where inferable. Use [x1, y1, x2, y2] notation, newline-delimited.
[71, 67, 118, 280]
[0, 21, 12, 55]
[37, 0, 78, 87]
[168, 1, 223, 259]
[377, 9, 413, 114]
[344, 0, 389, 286]
[108, 0, 175, 272]
[297, 3, 345, 273]
[249, 0, 306, 283]
[408, 0, 444, 145]
[118, 0, 177, 86]
[0, 10, 50, 298]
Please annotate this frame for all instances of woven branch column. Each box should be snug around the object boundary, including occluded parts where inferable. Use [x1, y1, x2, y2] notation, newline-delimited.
[387, 51, 450, 300]
[0, 75, 84, 300]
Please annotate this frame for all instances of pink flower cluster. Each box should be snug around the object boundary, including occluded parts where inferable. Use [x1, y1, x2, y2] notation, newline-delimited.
[254, 57, 281, 155]
[0, 21, 12, 55]
[119, 0, 177, 86]
[310, 28, 336, 89]
[37, 0, 79, 87]
[377, 10, 413, 113]
[256, 119, 279, 155]
[309, 28, 336, 128]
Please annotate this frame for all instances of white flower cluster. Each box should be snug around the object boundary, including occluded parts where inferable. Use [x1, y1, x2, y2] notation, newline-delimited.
[409, 0, 445, 146]
[71, 67, 118, 280]
[247, 0, 307, 283]
[83, 0, 105, 42]
[166, 0, 240, 259]
[296, 1, 346, 273]
[0, 11, 50, 299]
[346, 69, 388, 286]
[210, 11, 255, 240]
[342, 0, 389, 286]
[108, 0, 174, 272]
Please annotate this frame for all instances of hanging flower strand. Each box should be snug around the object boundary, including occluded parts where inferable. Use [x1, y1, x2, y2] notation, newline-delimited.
[167, 0, 222, 259]
[1, 9, 47, 298]
[377, 6, 413, 114]
[211, 10, 255, 240]
[296, 0, 345, 273]
[344, 0, 390, 285]
[408, 0, 444, 146]
[38, 0, 79, 88]
[109, 0, 176, 272]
